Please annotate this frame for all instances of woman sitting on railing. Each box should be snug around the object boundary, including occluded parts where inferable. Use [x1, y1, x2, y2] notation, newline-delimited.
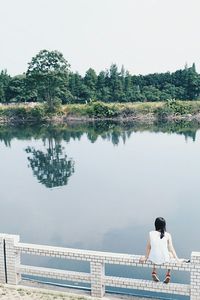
[140, 217, 179, 284]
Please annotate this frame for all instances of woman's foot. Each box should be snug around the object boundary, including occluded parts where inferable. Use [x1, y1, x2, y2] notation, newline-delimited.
[163, 272, 171, 284]
[152, 271, 160, 282]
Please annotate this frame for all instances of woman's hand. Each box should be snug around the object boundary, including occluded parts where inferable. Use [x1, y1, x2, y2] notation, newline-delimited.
[177, 258, 190, 263]
[139, 256, 147, 263]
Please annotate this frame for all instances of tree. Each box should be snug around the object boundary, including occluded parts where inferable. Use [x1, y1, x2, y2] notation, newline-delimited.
[171, 65, 200, 100]
[0, 81, 5, 102]
[26, 141, 75, 188]
[160, 83, 176, 100]
[108, 64, 124, 102]
[1, 51, 200, 105]
[142, 86, 161, 101]
[185, 64, 200, 100]
[0, 70, 10, 103]
[5, 75, 27, 102]
[68, 72, 88, 103]
[96, 71, 110, 102]
[123, 71, 144, 102]
[124, 71, 133, 101]
[84, 68, 97, 99]
[26, 50, 70, 110]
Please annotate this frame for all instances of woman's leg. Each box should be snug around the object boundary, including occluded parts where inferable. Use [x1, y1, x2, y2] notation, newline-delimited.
[164, 269, 171, 283]
[152, 265, 160, 282]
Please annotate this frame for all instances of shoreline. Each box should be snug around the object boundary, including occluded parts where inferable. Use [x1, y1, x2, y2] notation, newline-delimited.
[1, 101, 200, 125]
[1, 114, 200, 126]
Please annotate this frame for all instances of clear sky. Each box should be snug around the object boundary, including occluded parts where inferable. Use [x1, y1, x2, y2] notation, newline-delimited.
[0, 0, 200, 76]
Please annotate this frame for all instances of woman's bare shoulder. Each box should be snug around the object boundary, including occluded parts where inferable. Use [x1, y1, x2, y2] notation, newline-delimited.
[165, 232, 172, 239]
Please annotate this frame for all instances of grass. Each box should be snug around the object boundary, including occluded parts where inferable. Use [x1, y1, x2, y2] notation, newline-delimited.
[62, 100, 200, 118]
[0, 100, 200, 124]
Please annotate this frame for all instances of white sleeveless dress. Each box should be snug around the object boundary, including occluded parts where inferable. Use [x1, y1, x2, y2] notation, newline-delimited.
[148, 230, 171, 265]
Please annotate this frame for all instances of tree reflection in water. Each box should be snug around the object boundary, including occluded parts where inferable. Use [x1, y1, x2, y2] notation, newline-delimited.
[0, 120, 199, 148]
[25, 139, 75, 188]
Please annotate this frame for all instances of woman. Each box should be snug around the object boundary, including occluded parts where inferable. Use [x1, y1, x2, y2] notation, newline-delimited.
[140, 217, 179, 283]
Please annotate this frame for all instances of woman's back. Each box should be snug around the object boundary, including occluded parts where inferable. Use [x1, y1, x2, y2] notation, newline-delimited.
[148, 230, 171, 265]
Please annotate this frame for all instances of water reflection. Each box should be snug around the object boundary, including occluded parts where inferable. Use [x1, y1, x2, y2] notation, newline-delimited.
[26, 140, 75, 188]
[0, 120, 200, 299]
[0, 120, 199, 148]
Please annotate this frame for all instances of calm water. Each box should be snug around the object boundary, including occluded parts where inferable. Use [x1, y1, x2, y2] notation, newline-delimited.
[0, 121, 200, 299]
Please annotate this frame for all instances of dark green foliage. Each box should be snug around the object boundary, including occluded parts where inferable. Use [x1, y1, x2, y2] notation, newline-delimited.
[155, 100, 195, 120]
[68, 72, 89, 103]
[96, 71, 110, 102]
[26, 50, 70, 111]
[29, 105, 46, 120]
[5, 75, 27, 102]
[5, 106, 28, 120]
[0, 70, 11, 103]
[166, 100, 193, 115]
[107, 64, 124, 102]
[87, 101, 119, 118]
[142, 86, 161, 102]
[155, 105, 172, 120]
[0, 50, 200, 105]
[84, 68, 97, 99]
[0, 104, 47, 122]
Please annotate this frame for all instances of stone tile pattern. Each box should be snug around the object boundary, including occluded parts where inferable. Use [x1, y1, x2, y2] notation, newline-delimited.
[20, 265, 91, 283]
[90, 262, 105, 298]
[0, 236, 6, 283]
[105, 276, 190, 296]
[191, 252, 200, 300]
[0, 234, 200, 299]
[4, 235, 21, 285]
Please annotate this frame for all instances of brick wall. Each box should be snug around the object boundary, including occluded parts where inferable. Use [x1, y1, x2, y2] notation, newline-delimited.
[191, 252, 200, 300]
[0, 233, 199, 299]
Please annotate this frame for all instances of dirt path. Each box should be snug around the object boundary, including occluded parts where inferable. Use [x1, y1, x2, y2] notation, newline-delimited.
[0, 283, 156, 300]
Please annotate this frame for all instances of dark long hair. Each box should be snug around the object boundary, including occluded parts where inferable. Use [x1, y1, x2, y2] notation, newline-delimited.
[155, 217, 166, 239]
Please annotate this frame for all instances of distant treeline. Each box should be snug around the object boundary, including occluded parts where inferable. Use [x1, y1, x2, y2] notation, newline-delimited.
[0, 50, 200, 104]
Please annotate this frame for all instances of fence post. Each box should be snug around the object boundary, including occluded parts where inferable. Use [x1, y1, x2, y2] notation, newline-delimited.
[90, 261, 105, 297]
[4, 234, 21, 285]
[0, 235, 6, 283]
[190, 252, 200, 300]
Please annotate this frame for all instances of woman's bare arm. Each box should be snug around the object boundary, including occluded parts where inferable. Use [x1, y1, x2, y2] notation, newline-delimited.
[168, 234, 178, 260]
[140, 239, 151, 262]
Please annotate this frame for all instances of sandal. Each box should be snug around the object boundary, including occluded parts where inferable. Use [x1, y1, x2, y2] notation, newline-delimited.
[164, 272, 171, 284]
[152, 271, 160, 282]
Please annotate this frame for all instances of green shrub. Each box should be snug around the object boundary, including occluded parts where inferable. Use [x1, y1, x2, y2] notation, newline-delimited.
[87, 101, 119, 118]
[44, 98, 62, 114]
[6, 106, 28, 119]
[0, 105, 46, 122]
[167, 100, 193, 115]
[120, 106, 135, 116]
[0, 107, 5, 117]
[155, 105, 172, 120]
[29, 105, 46, 120]
[155, 100, 194, 119]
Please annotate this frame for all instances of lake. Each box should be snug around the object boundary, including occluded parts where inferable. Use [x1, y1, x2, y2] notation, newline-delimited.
[0, 121, 200, 299]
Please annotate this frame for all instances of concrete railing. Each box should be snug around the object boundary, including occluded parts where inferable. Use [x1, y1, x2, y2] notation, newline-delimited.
[0, 234, 200, 299]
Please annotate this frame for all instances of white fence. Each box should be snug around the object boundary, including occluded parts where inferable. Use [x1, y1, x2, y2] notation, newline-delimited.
[0, 234, 199, 299]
